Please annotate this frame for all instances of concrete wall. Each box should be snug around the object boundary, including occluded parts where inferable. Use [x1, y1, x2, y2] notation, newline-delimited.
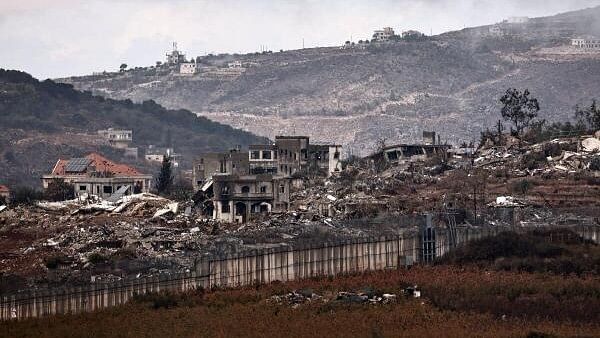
[2, 224, 598, 320]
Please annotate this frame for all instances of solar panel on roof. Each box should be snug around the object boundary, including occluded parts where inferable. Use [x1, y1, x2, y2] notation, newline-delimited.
[64, 158, 92, 173]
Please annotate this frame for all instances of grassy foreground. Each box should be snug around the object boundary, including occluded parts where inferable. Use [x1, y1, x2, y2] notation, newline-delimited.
[2, 230, 599, 338]
[1, 266, 599, 338]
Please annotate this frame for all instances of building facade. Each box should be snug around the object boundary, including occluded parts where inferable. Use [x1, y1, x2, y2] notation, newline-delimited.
[192, 149, 249, 190]
[211, 174, 290, 223]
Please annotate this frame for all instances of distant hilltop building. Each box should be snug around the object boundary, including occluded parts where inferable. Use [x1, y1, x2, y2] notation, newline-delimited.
[166, 42, 186, 64]
[372, 27, 395, 42]
[571, 38, 600, 49]
[97, 128, 138, 158]
[505, 16, 530, 24]
[179, 62, 197, 74]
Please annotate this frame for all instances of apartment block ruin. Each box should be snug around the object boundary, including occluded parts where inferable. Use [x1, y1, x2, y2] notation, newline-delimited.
[192, 136, 343, 223]
[42, 153, 152, 199]
[372, 27, 395, 42]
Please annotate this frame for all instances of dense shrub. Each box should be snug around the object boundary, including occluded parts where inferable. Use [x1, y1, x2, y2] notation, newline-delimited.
[9, 186, 43, 205]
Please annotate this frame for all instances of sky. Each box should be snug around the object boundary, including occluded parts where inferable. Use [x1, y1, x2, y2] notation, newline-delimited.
[1, 0, 600, 79]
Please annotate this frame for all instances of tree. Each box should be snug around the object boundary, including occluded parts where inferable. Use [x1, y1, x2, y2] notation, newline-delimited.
[500, 88, 540, 136]
[119, 63, 128, 72]
[155, 156, 174, 195]
[44, 179, 75, 201]
[575, 100, 600, 131]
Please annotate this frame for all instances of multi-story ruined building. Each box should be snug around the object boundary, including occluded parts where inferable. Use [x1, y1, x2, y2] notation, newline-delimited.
[308, 144, 343, 176]
[249, 144, 278, 175]
[192, 149, 249, 190]
[192, 136, 343, 223]
[274, 136, 310, 176]
[211, 174, 290, 223]
[42, 153, 152, 199]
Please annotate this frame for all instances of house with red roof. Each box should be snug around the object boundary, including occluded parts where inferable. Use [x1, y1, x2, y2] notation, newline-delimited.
[42, 153, 152, 199]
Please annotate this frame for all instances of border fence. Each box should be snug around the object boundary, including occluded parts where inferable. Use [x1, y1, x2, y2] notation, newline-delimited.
[1, 223, 598, 320]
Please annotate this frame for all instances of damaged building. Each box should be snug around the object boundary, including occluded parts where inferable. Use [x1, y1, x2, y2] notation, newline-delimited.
[211, 174, 291, 223]
[191, 136, 343, 223]
[370, 131, 451, 164]
[42, 153, 152, 199]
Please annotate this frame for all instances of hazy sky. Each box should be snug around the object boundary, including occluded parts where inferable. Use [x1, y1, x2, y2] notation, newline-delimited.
[1, 0, 600, 79]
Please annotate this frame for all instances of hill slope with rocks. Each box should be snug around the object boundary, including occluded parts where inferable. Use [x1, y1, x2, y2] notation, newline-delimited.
[0, 70, 267, 187]
[60, 6, 600, 155]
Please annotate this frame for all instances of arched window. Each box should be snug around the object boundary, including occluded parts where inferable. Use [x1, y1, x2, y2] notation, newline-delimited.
[241, 186, 250, 193]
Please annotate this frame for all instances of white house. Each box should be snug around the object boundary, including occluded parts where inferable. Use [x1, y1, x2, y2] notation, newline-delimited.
[179, 63, 197, 74]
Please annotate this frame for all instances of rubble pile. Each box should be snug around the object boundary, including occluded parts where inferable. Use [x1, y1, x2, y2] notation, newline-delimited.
[268, 288, 399, 308]
[474, 136, 600, 177]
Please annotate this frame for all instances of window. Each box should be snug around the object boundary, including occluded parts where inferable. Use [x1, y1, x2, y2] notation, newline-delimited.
[241, 186, 250, 193]
[79, 185, 87, 191]
[251, 151, 260, 159]
[221, 204, 230, 213]
[103, 186, 113, 194]
[279, 185, 285, 193]
[197, 181, 203, 186]
[260, 186, 267, 193]
[262, 151, 272, 159]
[334, 151, 340, 159]
[221, 186, 230, 195]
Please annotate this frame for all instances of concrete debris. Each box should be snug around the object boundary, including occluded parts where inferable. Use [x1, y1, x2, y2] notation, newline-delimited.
[582, 137, 600, 153]
[268, 289, 398, 307]
[490, 196, 529, 208]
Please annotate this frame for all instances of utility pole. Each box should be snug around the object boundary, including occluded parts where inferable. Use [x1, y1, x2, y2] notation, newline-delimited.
[302, 38, 305, 49]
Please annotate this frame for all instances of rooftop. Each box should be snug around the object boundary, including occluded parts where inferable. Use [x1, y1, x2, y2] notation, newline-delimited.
[50, 153, 146, 177]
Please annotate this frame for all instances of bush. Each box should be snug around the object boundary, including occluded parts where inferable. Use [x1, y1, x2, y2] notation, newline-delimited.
[87, 253, 108, 265]
[511, 179, 535, 195]
[9, 186, 43, 205]
[44, 255, 69, 269]
[590, 156, 600, 171]
[44, 179, 75, 201]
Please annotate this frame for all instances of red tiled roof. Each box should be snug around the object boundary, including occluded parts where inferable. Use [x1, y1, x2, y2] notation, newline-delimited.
[86, 153, 143, 176]
[0, 185, 9, 193]
[50, 153, 145, 177]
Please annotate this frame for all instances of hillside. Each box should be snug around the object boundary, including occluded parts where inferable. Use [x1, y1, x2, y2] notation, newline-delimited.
[59, 6, 600, 155]
[0, 69, 267, 187]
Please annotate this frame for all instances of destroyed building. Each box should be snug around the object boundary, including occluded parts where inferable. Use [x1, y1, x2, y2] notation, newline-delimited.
[42, 153, 152, 199]
[275, 136, 310, 176]
[308, 143, 343, 176]
[211, 174, 291, 223]
[192, 148, 249, 190]
[191, 136, 343, 223]
[249, 144, 278, 175]
[370, 132, 451, 164]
